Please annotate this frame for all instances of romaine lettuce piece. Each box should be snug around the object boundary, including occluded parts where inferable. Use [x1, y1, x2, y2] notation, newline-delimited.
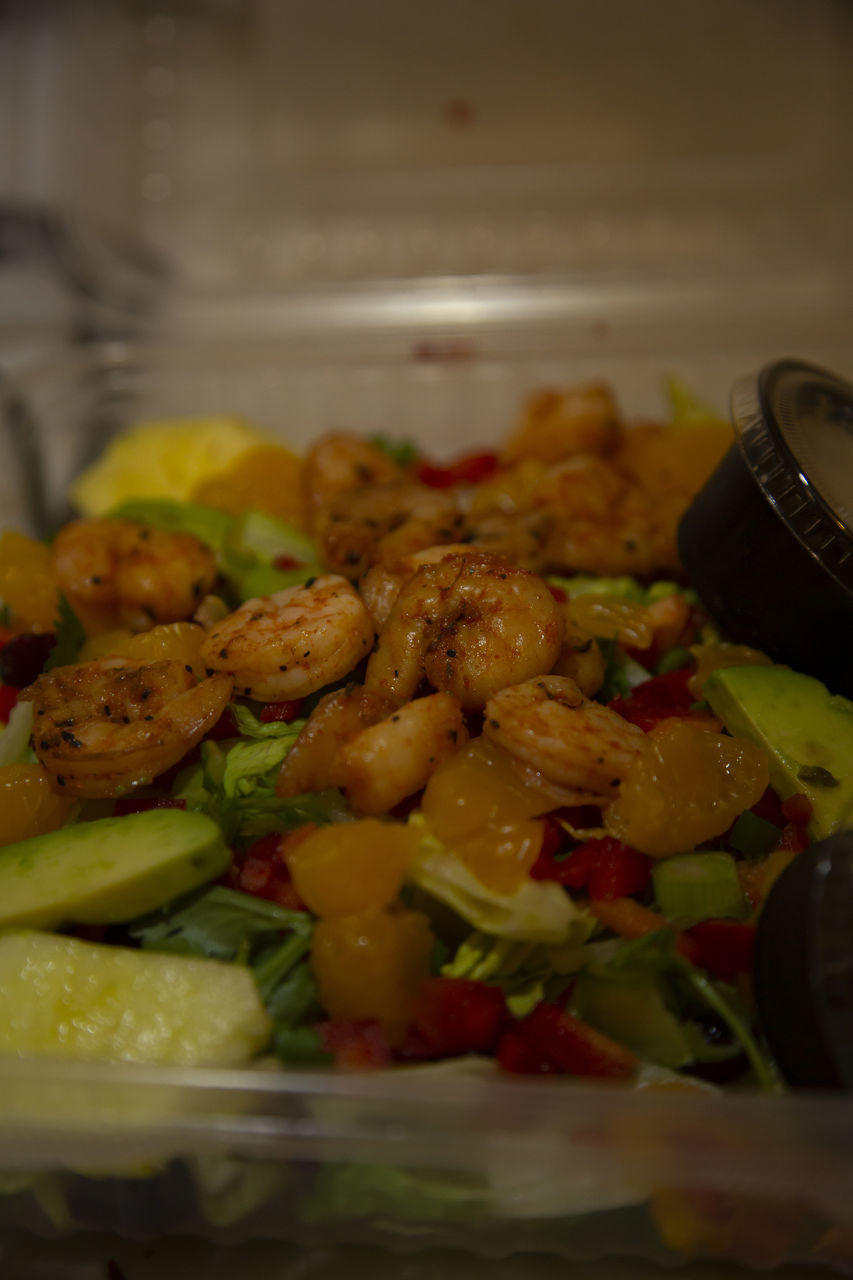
[408, 814, 593, 945]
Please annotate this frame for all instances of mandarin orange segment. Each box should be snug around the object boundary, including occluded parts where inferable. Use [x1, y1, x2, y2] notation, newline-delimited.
[193, 444, 304, 527]
[687, 642, 773, 701]
[311, 907, 435, 1044]
[0, 763, 76, 847]
[284, 818, 418, 918]
[421, 738, 546, 893]
[0, 531, 60, 632]
[606, 718, 769, 858]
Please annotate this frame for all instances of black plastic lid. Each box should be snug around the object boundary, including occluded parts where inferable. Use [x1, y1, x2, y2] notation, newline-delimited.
[732, 359, 853, 594]
[678, 359, 853, 696]
[755, 829, 853, 1089]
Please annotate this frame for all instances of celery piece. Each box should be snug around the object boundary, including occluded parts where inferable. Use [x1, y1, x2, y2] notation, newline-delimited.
[728, 810, 781, 859]
[652, 852, 747, 927]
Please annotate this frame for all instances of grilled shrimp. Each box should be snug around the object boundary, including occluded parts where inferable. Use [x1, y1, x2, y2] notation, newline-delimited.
[277, 684, 467, 816]
[52, 518, 218, 634]
[482, 675, 647, 806]
[318, 481, 465, 580]
[199, 575, 374, 702]
[301, 431, 402, 534]
[364, 550, 563, 710]
[276, 685, 398, 798]
[359, 542, 472, 630]
[20, 658, 232, 798]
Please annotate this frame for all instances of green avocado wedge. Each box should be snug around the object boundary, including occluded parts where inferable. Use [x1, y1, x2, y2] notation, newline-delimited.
[703, 665, 853, 841]
[0, 809, 229, 930]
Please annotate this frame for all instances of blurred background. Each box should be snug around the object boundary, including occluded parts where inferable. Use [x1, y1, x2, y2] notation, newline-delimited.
[2, 0, 853, 383]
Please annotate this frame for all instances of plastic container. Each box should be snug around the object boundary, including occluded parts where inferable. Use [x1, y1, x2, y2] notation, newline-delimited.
[3, 339, 853, 1272]
[3, 0, 853, 1271]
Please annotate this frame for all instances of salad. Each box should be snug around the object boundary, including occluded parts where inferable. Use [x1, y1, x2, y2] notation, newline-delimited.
[0, 377, 851, 1253]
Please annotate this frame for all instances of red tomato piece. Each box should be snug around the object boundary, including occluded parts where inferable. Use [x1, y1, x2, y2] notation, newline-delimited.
[496, 1029, 553, 1075]
[688, 920, 756, 984]
[0, 684, 18, 721]
[513, 1002, 637, 1079]
[259, 700, 304, 724]
[316, 1019, 392, 1069]
[411, 977, 508, 1057]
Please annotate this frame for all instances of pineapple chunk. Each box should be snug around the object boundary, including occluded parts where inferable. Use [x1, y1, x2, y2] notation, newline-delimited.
[0, 931, 271, 1067]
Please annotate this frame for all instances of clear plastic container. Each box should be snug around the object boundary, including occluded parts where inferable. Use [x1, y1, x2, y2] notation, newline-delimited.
[3, 339, 853, 1271]
[3, 0, 853, 1270]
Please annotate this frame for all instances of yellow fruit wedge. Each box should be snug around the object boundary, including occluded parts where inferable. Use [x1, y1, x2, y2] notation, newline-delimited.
[0, 929, 272, 1067]
[71, 415, 271, 516]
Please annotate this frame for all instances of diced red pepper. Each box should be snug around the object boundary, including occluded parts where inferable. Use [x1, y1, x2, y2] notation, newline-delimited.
[0, 684, 18, 721]
[588, 897, 700, 964]
[531, 834, 652, 901]
[688, 920, 756, 984]
[450, 451, 499, 485]
[113, 796, 187, 817]
[0, 627, 15, 650]
[547, 583, 568, 603]
[410, 977, 508, 1058]
[229, 832, 308, 911]
[316, 1019, 392, 1069]
[416, 450, 500, 489]
[510, 1002, 637, 1079]
[415, 460, 456, 488]
[780, 793, 813, 826]
[775, 821, 811, 855]
[750, 787, 785, 827]
[205, 707, 239, 741]
[609, 667, 700, 732]
[259, 700, 304, 724]
[273, 554, 304, 571]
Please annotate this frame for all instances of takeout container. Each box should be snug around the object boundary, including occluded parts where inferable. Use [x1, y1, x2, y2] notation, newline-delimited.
[3, 0, 853, 1269]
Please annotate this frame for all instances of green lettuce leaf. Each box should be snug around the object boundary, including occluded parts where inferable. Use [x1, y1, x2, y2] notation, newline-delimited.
[229, 702, 306, 740]
[407, 814, 593, 945]
[44, 595, 85, 670]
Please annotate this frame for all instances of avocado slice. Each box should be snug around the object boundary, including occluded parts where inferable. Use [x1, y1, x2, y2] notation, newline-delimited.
[703, 665, 853, 841]
[108, 497, 234, 551]
[225, 509, 317, 567]
[0, 808, 229, 930]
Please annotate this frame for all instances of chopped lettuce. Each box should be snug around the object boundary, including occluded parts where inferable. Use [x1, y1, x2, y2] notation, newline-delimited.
[0, 700, 34, 766]
[407, 814, 593, 945]
[580, 931, 782, 1091]
[129, 884, 318, 1041]
[43, 595, 85, 670]
[188, 1153, 292, 1228]
[665, 375, 726, 427]
[305, 1162, 490, 1225]
[229, 701, 306, 740]
[174, 736, 351, 844]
